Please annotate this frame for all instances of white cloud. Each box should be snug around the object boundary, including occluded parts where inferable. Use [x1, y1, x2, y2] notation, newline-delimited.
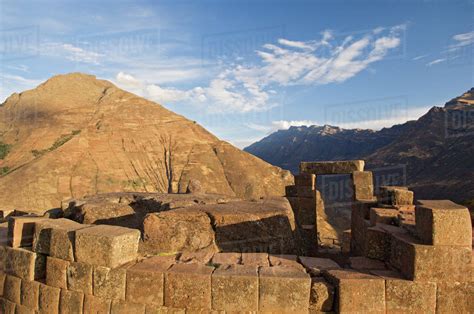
[41, 43, 104, 64]
[113, 24, 405, 113]
[0, 74, 43, 103]
[412, 54, 428, 61]
[427, 58, 446, 66]
[450, 31, 474, 50]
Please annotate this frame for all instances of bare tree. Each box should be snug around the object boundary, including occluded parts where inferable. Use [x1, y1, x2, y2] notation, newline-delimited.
[159, 134, 178, 193]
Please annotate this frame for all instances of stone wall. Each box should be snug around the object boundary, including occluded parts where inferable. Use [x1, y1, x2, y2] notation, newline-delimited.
[0, 159, 472, 313]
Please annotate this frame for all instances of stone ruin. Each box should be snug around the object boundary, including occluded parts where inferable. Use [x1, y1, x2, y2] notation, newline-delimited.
[0, 160, 472, 313]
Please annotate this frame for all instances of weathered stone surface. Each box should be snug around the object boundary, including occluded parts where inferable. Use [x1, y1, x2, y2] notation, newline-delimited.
[3, 275, 21, 303]
[210, 252, 241, 265]
[7, 216, 47, 248]
[365, 225, 391, 261]
[185, 179, 202, 194]
[352, 171, 374, 200]
[351, 199, 378, 255]
[111, 300, 146, 314]
[211, 264, 258, 311]
[285, 185, 297, 197]
[324, 269, 385, 313]
[164, 263, 214, 309]
[379, 186, 413, 205]
[67, 262, 93, 294]
[269, 254, 305, 270]
[75, 225, 140, 268]
[46, 256, 69, 289]
[93, 266, 127, 300]
[259, 266, 311, 312]
[241, 253, 269, 266]
[349, 256, 387, 271]
[39, 283, 60, 314]
[309, 277, 334, 312]
[178, 247, 214, 264]
[197, 197, 297, 254]
[295, 173, 316, 187]
[126, 256, 174, 306]
[341, 229, 351, 253]
[144, 306, 185, 313]
[370, 207, 398, 226]
[436, 281, 474, 313]
[5, 246, 46, 281]
[0, 298, 16, 313]
[83, 294, 111, 314]
[390, 232, 472, 282]
[300, 160, 364, 174]
[20, 280, 40, 309]
[0, 272, 4, 295]
[371, 270, 436, 313]
[50, 224, 90, 262]
[142, 209, 216, 255]
[14, 304, 35, 314]
[59, 289, 84, 314]
[298, 257, 340, 276]
[33, 218, 84, 255]
[296, 185, 315, 198]
[415, 200, 472, 246]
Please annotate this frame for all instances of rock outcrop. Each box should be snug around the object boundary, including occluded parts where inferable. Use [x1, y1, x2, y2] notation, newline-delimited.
[0, 73, 293, 213]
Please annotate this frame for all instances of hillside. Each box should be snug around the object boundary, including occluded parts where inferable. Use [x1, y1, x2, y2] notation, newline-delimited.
[245, 88, 474, 202]
[0, 73, 293, 212]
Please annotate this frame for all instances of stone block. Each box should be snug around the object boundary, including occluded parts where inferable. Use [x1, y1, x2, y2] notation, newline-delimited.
[83, 294, 111, 314]
[415, 201, 472, 246]
[240, 253, 269, 266]
[39, 283, 60, 314]
[75, 225, 140, 268]
[126, 256, 174, 306]
[7, 216, 47, 248]
[3, 275, 21, 303]
[15, 304, 35, 314]
[142, 209, 215, 255]
[32, 218, 84, 255]
[46, 257, 69, 289]
[295, 197, 317, 225]
[0, 243, 5, 271]
[370, 207, 398, 226]
[341, 229, 351, 253]
[298, 256, 340, 276]
[349, 256, 387, 271]
[285, 185, 297, 197]
[352, 171, 374, 200]
[259, 266, 311, 312]
[371, 270, 436, 313]
[144, 306, 185, 313]
[379, 187, 413, 205]
[0, 272, 4, 295]
[4, 246, 46, 281]
[211, 264, 258, 311]
[269, 254, 305, 270]
[309, 277, 334, 312]
[50, 223, 90, 262]
[294, 173, 316, 187]
[164, 263, 214, 309]
[20, 280, 40, 309]
[59, 289, 84, 314]
[178, 248, 214, 264]
[111, 300, 146, 314]
[0, 298, 16, 314]
[210, 252, 241, 265]
[389, 232, 472, 282]
[93, 266, 127, 300]
[67, 262, 93, 294]
[300, 160, 364, 175]
[436, 281, 474, 313]
[365, 225, 391, 261]
[324, 269, 385, 313]
[296, 186, 315, 198]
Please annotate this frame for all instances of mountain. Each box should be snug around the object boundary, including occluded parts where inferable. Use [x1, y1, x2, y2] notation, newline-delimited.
[0, 73, 293, 212]
[245, 88, 474, 203]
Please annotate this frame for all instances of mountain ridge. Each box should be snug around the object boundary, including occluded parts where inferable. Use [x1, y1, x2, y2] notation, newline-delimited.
[245, 89, 474, 202]
[0, 73, 293, 212]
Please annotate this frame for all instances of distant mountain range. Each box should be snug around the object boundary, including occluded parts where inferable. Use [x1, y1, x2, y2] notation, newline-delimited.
[245, 88, 474, 203]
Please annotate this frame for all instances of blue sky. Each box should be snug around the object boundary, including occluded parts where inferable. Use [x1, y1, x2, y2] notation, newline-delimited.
[0, 0, 473, 147]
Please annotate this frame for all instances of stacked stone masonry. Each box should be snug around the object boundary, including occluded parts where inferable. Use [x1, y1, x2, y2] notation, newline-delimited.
[0, 159, 472, 313]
